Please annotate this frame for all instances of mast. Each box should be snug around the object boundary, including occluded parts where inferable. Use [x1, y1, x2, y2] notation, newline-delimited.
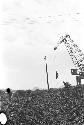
[44, 56, 49, 90]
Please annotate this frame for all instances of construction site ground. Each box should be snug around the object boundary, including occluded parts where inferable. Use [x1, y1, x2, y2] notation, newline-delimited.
[0, 84, 84, 125]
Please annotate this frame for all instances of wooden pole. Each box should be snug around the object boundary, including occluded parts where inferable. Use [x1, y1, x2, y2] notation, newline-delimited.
[44, 56, 49, 90]
[46, 63, 49, 90]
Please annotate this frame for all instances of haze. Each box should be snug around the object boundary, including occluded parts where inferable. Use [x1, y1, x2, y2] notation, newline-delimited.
[0, 0, 84, 90]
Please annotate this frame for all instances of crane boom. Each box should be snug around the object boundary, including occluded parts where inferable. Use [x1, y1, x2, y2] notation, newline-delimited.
[54, 34, 84, 70]
[54, 34, 84, 85]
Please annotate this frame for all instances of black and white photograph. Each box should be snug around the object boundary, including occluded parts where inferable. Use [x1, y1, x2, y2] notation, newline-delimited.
[0, 0, 84, 124]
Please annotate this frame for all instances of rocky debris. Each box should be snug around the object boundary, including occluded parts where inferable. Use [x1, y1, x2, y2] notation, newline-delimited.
[0, 84, 84, 125]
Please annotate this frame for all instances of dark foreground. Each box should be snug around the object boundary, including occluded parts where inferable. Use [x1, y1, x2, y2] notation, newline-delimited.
[0, 84, 84, 125]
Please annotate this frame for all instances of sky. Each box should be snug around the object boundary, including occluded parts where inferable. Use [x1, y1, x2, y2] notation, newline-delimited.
[0, 0, 84, 90]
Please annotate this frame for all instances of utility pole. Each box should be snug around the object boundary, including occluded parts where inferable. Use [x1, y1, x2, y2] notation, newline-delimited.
[44, 56, 49, 90]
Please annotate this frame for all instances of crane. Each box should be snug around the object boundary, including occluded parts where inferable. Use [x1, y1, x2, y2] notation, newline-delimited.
[54, 34, 84, 85]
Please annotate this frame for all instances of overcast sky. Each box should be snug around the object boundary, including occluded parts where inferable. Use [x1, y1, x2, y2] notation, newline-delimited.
[0, 0, 84, 90]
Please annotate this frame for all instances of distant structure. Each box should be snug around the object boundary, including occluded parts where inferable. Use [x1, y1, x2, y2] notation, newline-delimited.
[63, 81, 71, 88]
[32, 87, 42, 91]
[54, 34, 84, 85]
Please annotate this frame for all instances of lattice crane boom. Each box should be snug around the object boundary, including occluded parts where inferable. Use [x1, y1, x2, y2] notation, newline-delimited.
[54, 34, 84, 71]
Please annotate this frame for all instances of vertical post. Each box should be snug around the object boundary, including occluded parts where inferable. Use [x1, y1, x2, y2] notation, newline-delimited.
[44, 56, 49, 90]
[76, 76, 81, 85]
